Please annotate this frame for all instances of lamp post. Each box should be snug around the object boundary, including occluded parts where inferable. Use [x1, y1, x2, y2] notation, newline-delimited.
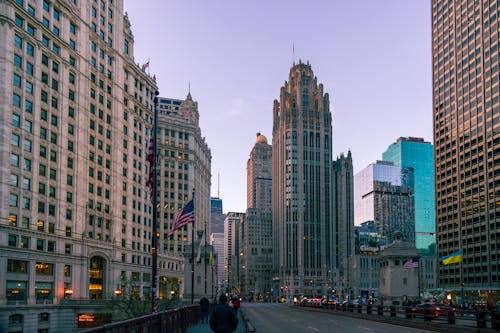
[460, 283, 465, 305]
[196, 230, 206, 294]
[151, 90, 159, 313]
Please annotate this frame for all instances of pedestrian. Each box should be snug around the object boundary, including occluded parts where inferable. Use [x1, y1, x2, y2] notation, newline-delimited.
[200, 296, 210, 324]
[209, 294, 238, 333]
[231, 296, 240, 314]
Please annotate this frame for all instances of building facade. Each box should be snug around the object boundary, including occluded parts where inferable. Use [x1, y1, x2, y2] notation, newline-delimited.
[223, 212, 244, 294]
[382, 137, 435, 256]
[432, 0, 500, 293]
[156, 95, 212, 301]
[241, 133, 273, 299]
[354, 161, 415, 245]
[0, 1, 189, 331]
[332, 152, 355, 300]
[272, 61, 334, 296]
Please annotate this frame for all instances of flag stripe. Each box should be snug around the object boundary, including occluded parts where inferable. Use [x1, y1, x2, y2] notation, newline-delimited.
[403, 258, 419, 269]
[169, 199, 194, 235]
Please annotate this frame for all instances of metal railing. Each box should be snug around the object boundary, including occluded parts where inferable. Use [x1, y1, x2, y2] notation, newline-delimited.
[81, 305, 200, 333]
[298, 302, 500, 330]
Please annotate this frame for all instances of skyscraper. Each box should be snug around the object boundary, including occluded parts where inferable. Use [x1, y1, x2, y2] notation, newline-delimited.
[272, 61, 334, 296]
[354, 161, 415, 245]
[332, 152, 355, 299]
[242, 133, 273, 298]
[432, 0, 500, 291]
[157, 95, 211, 253]
[224, 212, 244, 293]
[383, 137, 435, 256]
[0, 0, 184, 330]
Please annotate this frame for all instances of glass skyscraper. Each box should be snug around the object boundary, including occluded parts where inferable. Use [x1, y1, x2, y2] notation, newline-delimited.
[354, 161, 415, 246]
[383, 137, 435, 256]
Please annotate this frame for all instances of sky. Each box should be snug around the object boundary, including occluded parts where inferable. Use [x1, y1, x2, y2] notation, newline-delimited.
[123, 0, 433, 214]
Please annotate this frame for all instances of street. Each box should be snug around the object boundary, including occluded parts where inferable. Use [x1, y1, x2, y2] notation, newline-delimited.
[241, 303, 434, 333]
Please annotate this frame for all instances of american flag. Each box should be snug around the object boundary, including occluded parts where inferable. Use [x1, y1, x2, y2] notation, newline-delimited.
[403, 258, 419, 269]
[169, 199, 194, 235]
[146, 130, 154, 201]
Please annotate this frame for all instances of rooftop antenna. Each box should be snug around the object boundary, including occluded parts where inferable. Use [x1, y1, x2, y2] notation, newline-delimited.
[188, 81, 191, 95]
[292, 42, 295, 65]
[217, 172, 220, 198]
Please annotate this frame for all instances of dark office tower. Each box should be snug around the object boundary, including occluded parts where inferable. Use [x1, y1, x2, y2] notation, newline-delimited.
[211, 197, 223, 215]
[432, 0, 500, 291]
[210, 197, 225, 234]
[272, 61, 334, 296]
[332, 152, 355, 299]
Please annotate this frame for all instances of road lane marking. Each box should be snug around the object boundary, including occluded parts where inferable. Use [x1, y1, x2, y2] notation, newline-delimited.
[307, 326, 319, 332]
[358, 326, 375, 331]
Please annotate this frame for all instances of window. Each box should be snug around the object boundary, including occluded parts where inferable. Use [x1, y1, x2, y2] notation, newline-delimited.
[10, 174, 19, 186]
[47, 241, 55, 252]
[27, 24, 35, 36]
[20, 236, 29, 248]
[26, 62, 33, 75]
[22, 178, 30, 190]
[14, 34, 23, 49]
[11, 133, 20, 147]
[64, 265, 71, 277]
[13, 93, 21, 107]
[6, 282, 27, 303]
[9, 194, 18, 207]
[36, 239, 45, 250]
[36, 262, 53, 275]
[15, 15, 24, 28]
[70, 22, 76, 34]
[13, 73, 21, 88]
[11, 153, 19, 167]
[35, 282, 53, 303]
[26, 42, 34, 56]
[8, 234, 17, 246]
[7, 259, 28, 273]
[14, 54, 22, 68]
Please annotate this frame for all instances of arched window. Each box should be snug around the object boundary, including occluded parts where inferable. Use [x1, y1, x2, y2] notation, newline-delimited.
[89, 256, 105, 299]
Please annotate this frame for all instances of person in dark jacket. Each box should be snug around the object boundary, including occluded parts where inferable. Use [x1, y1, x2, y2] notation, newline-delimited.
[209, 294, 238, 333]
[200, 296, 210, 323]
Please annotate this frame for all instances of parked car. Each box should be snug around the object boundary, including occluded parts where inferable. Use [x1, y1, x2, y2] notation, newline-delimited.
[411, 303, 456, 318]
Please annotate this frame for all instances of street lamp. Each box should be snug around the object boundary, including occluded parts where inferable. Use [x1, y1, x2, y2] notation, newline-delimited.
[460, 283, 465, 305]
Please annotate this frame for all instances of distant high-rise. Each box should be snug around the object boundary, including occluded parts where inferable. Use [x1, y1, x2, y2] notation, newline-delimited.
[211, 197, 223, 215]
[332, 152, 355, 299]
[242, 133, 273, 298]
[354, 161, 415, 245]
[272, 61, 334, 296]
[383, 137, 435, 256]
[432, 0, 500, 290]
[224, 212, 244, 293]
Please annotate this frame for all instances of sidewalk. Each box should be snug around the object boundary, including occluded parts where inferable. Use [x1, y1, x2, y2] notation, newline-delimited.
[186, 310, 246, 333]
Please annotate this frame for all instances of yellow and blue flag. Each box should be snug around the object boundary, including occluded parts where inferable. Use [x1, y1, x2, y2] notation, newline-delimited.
[442, 249, 463, 265]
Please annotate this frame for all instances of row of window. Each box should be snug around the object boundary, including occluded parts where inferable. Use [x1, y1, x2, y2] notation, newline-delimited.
[8, 235, 73, 254]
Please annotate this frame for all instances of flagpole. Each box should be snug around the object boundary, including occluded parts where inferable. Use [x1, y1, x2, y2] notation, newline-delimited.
[204, 220, 207, 295]
[151, 90, 159, 313]
[191, 188, 195, 304]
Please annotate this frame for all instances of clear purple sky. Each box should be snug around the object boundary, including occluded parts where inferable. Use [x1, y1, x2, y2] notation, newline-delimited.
[124, 0, 432, 214]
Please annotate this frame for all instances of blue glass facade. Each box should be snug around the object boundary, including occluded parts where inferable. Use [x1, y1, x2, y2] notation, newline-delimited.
[382, 137, 435, 256]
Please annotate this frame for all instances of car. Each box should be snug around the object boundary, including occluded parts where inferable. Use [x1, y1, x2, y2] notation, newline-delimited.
[411, 303, 456, 319]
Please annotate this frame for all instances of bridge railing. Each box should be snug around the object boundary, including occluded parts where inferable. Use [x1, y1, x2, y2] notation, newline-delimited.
[298, 302, 500, 330]
[80, 304, 200, 333]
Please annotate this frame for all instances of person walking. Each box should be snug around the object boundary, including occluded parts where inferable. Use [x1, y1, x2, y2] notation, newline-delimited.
[209, 294, 238, 333]
[200, 296, 210, 324]
[231, 296, 240, 314]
